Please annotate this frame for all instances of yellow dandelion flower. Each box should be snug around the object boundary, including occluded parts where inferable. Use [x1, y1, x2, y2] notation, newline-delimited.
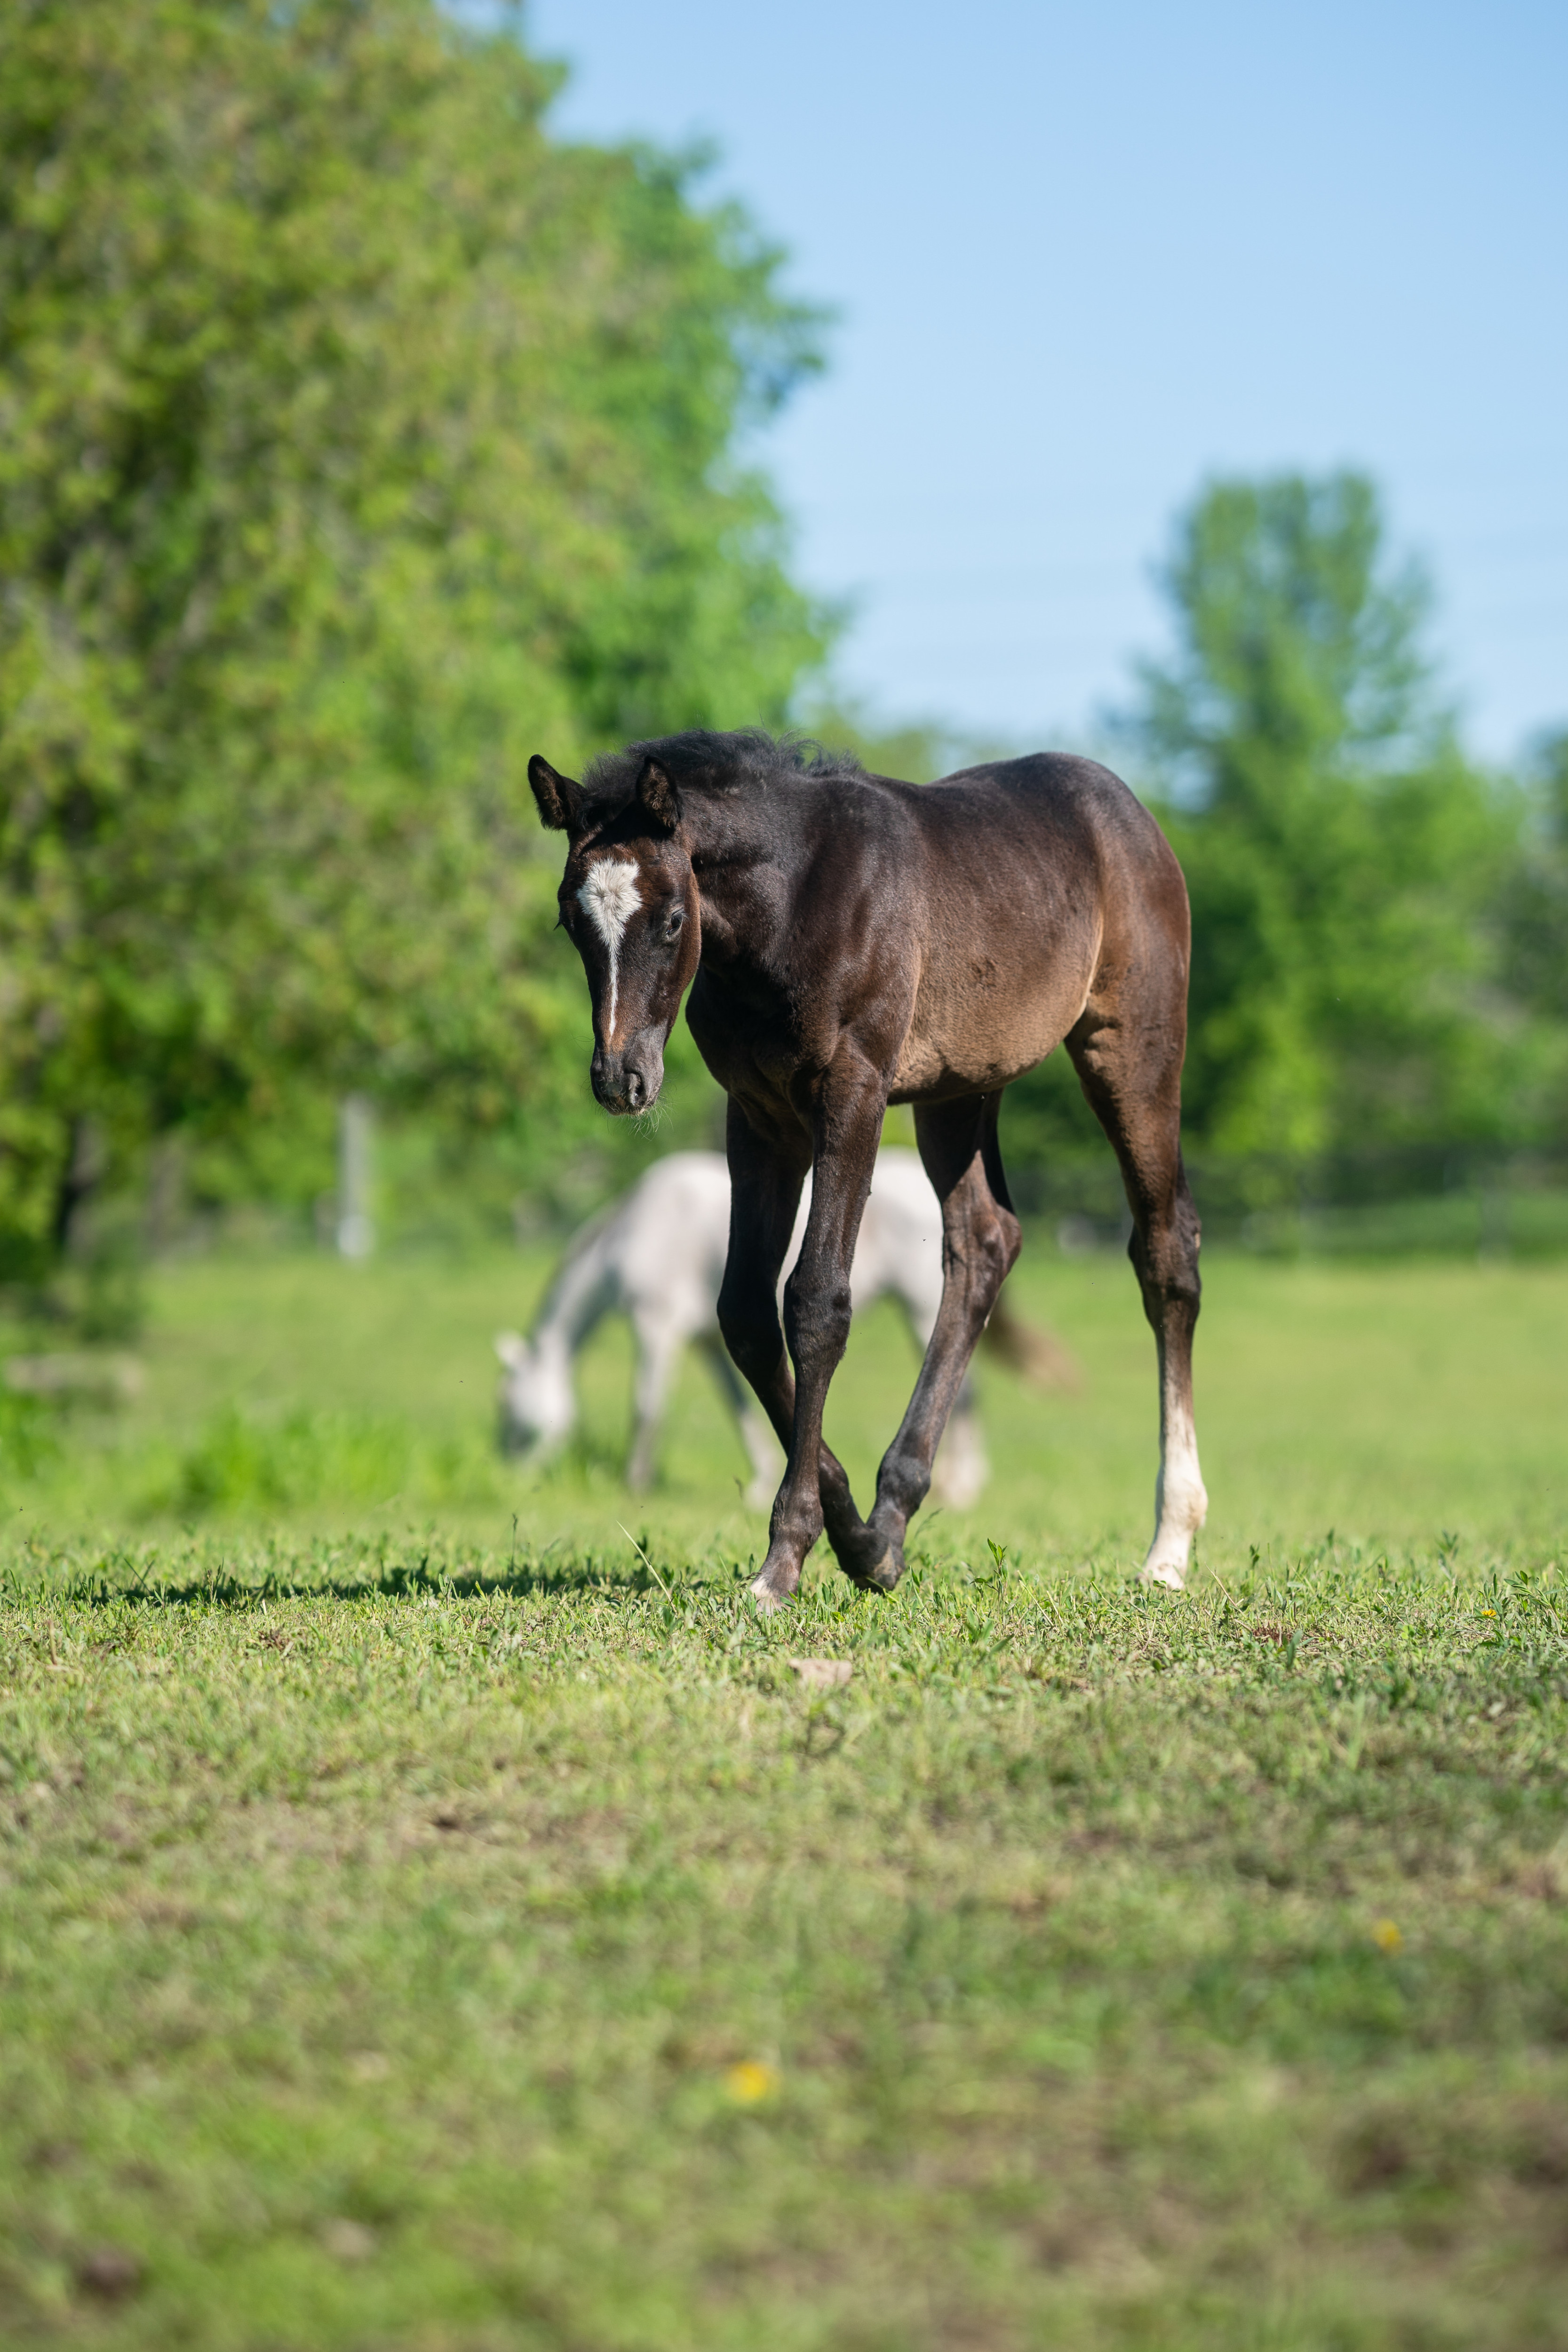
[1372, 1919, 1402, 1954]
[724, 2060, 780, 2104]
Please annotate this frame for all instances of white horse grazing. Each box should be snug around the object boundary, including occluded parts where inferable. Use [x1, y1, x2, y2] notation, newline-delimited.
[495, 1148, 1076, 1506]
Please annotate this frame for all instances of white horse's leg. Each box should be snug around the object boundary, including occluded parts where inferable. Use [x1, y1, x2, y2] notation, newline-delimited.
[739, 1403, 783, 1509]
[931, 1390, 988, 1508]
[697, 1334, 782, 1506]
[626, 1312, 683, 1493]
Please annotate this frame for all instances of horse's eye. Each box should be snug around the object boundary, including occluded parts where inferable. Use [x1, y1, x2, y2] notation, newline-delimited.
[665, 906, 685, 940]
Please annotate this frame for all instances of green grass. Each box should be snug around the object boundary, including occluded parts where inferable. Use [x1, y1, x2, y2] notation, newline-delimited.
[1, 1240, 1566, 2346]
[6, 1240, 1568, 1557]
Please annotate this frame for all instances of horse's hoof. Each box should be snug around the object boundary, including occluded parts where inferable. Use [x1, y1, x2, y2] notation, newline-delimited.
[1139, 1557, 1186, 1592]
[847, 1543, 903, 1595]
[749, 1560, 797, 1611]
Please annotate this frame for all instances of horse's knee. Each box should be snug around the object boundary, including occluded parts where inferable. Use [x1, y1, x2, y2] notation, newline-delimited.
[955, 1199, 1020, 1311]
[718, 1283, 783, 1389]
[878, 1432, 933, 1516]
[986, 1204, 1023, 1287]
[782, 1265, 852, 1372]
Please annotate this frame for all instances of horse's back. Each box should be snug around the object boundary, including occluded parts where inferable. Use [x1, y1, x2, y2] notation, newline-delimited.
[921, 753, 1173, 876]
[886, 753, 1187, 1100]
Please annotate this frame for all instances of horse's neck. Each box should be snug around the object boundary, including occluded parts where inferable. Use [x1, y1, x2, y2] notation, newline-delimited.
[685, 791, 799, 971]
[532, 1220, 617, 1360]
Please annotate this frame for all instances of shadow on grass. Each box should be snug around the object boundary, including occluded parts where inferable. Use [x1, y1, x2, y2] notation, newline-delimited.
[10, 1548, 724, 1612]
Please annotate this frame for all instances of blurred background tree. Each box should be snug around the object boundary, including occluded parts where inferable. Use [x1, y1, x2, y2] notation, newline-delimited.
[1004, 471, 1566, 1176]
[795, 703, 1014, 788]
[1498, 730, 1568, 1039]
[0, 0, 828, 1269]
[2, 2, 1564, 1285]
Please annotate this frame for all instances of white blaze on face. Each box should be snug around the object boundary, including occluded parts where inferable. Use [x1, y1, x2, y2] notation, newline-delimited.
[577, 855, 643, 1041]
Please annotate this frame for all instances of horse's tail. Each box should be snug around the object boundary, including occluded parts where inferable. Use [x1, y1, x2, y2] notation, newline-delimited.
[980, 1290, 1082, 1392]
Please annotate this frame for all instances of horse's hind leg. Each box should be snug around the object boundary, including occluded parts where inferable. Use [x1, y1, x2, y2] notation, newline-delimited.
[898, 1295, 988, 1508]
[858, 1092, 1020, 1576]
[1066, 1013, 1207, 1589]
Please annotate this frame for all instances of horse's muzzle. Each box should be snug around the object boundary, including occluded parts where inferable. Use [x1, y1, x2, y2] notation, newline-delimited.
[591, 1037, 664, 1116]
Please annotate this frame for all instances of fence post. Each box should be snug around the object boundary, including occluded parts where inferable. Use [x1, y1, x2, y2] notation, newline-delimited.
[336, 1095, 374, 1261]
[1478, 1162, 1509, 1262]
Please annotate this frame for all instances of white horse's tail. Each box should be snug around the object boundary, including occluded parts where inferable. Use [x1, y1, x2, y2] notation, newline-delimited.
[979, 1289, 1082, 1391]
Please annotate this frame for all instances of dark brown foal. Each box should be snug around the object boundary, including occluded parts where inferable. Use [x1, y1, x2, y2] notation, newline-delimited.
[529, 731, 1206, 1607]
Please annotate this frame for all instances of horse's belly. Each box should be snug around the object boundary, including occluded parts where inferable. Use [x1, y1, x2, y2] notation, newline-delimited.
[891, 964, 1087, 1098]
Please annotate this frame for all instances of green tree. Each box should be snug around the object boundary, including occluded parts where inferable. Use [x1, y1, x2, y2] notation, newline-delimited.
[0, 0, 828, 1263]
[1499, 730, 1568, 1028]
[797, 701, 1014, 787]
[1126, 471, 1536, 1158]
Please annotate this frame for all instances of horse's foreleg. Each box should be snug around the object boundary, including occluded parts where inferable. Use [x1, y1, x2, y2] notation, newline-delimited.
[718, 1105, 839, 1596]
[718, 1102, 881, 1562]
[717, 1101, 809, 1445]
[859, 1093, 1020, 1576]
[747, 1063, 886, 1609]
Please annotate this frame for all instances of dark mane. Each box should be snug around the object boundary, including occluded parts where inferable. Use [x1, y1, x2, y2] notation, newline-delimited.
[580, 728, 865, 826]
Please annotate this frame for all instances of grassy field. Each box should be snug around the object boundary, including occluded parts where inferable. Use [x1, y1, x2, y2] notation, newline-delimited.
[1, 1237, 1566, 2347]
[6, 1237, 1567, 1559]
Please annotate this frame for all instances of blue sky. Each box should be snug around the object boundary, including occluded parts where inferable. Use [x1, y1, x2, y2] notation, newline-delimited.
[484, 1, 1565, 759]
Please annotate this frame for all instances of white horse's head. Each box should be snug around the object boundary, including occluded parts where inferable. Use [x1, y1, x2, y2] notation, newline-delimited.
[493, 1332, 574, 1460]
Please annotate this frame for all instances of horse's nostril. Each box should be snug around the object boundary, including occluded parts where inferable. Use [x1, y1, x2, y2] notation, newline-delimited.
[627, 1071, 645, 1110]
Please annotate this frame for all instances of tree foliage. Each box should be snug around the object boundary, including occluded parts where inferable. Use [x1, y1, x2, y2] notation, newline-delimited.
[0, 0, 828, 1257]
[1002, 472, 1563, 1180]
[1499, 731, 1568, 1034]
[1130, 472, 1547, 1157]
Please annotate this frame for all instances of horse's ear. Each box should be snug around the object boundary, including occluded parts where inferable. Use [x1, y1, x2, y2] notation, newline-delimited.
[528, 755, 584, 834]
[636, 756, 681, 834]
